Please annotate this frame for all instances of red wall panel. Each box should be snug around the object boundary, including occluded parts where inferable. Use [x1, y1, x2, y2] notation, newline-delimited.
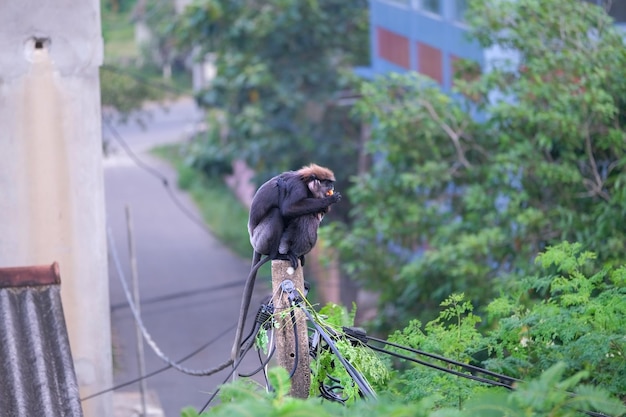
[377, 27, 410, 69]
[417, 42, 443, 85]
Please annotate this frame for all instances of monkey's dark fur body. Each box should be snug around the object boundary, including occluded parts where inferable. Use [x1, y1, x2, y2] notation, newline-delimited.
[249, 164, 340, 267]
[231, 164, 341, 361]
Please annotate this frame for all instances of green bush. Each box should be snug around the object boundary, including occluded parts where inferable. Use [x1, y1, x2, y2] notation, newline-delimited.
[484, 242, 626, 400]
[384, 243, 625, 405]
[181, 243, 625, 416]
[181, 364, 624, 417]
[308, 303, 389, 402]
[386, 293, 487, 409]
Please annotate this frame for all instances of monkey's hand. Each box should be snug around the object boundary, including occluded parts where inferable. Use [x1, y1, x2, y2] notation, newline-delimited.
[329, 192, 342, 203]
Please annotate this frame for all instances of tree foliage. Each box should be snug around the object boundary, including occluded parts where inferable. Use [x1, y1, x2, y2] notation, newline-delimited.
[175, 0, 368, 202]
[388, 243, 625, 405]
[100, 0, 180, 117]
[387, 294, 486, 409]
[140, 0, 184, 78]
[484, 242, 626, 400]
[325, 0, 626, 327]
[100, 66, 164, 116]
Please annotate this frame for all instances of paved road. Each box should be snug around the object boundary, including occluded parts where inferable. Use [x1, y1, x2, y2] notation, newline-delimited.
[103, 98, 265, 417]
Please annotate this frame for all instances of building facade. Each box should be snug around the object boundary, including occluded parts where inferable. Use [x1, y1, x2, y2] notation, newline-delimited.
[366, 0, 480, 87]
[366, 0, 626, 84]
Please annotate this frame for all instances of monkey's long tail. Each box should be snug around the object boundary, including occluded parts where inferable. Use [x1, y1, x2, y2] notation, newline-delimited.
[231, 253, 271, 362]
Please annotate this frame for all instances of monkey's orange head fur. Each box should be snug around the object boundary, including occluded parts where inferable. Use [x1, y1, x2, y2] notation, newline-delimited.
[298, 164, 335, 182]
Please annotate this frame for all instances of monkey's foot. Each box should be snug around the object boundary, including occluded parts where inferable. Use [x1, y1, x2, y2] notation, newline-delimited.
[287, 253, 299, 270]
[273, 253, 300, 270]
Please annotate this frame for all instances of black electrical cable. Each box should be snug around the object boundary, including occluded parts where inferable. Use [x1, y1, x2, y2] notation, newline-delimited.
[369, 344, 514, 390]
[358, 334, 610, 417]
[327, 374, 343, 384]
[81, 323, 236, 401]
[310, 333, 351, 404]
[238, 322, 262, 357]
[237, 312, 275, 383]
[258, 347, 271, 388]
[198, 332, 258, 413]
[197, 300, 276, 411]
[237, 299, 274, 359]
[288, 309, 299, 379]
[375, 345, 612, 417]
[233, 300, 277, 378]
[198, 367, 238, 413]
[319, 383, 347, 404]
[110, 279, 248, 311]
[260, 347, 271, 387]
[238, 345, 277, 378]
[295, 288, 376, 400]
[317, 363, 349, 403]
[301, 308, 377, 399]
[360, 331, 521, 386]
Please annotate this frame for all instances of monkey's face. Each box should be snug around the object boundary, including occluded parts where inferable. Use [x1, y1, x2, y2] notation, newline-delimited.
[308, 178, 335, 199]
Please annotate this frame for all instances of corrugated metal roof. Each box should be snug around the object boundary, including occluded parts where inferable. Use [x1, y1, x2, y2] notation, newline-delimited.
[0, 262, 84, 417]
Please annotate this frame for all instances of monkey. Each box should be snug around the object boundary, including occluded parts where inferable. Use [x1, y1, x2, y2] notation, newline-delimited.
[248, 163, 341, 268]
[231, 164, 341, 361]
[274, 166, 339, 267]
[256, 164, 340, 266]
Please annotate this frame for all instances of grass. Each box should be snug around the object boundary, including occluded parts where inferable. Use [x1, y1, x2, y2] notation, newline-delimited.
[151, 144, 253, 260]
[102, 4, 139, 63]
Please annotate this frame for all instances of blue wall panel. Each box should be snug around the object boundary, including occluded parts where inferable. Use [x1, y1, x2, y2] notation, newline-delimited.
[370, 0, 485, 89]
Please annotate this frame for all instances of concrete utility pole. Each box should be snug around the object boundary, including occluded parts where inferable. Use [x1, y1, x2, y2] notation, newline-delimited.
[0, 2, 112, 417]
[271, 260, 311, 398]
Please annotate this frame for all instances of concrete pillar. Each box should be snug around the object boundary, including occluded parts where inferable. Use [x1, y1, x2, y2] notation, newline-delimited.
[0, 2, 112, 417]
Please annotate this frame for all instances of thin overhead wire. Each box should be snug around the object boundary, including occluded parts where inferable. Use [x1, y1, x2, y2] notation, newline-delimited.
[355, 330, 521, 387]
[103, 117, 216, 238]
[238, 344, 276, 378]
[101, 64, 194, 96]
[80, 323, 236, 402]
[369, 344, 514, 390]
[107, 226, 233, 376]
[198, 319, 262, 413]
[110, 279, 248, 312]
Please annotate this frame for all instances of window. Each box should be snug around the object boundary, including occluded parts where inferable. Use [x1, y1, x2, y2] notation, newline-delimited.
[583, 0, 626, 23]
[608, 1, 626, 23]
[421, 0, 441, 15]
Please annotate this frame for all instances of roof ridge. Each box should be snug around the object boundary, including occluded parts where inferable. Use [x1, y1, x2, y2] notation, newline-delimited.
[0, 262, 61, 288]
